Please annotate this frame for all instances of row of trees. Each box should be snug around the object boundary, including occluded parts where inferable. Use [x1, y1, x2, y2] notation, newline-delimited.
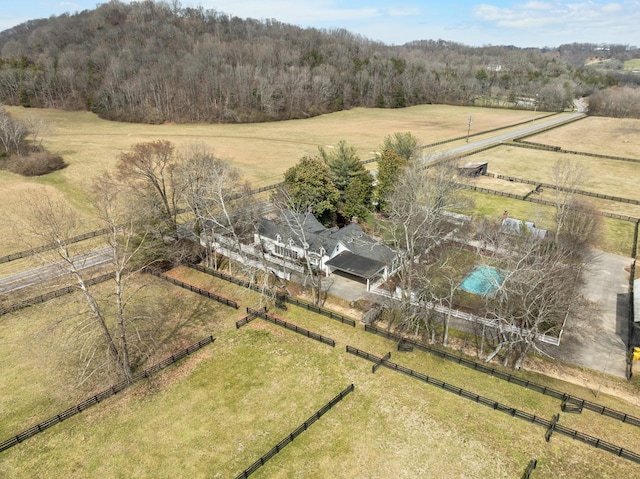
[276, 127, 601, 369]
[374, 155, 601, 368]
[280, 132, 420, 226]
[0, 1, 630, 123]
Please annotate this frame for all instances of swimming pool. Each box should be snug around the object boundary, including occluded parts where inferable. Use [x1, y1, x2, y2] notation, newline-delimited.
[459, 265, 504, 296]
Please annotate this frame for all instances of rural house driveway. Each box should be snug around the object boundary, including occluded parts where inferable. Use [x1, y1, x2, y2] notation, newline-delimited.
[540, 251, 633, 379]
[326, 249, 633, 379]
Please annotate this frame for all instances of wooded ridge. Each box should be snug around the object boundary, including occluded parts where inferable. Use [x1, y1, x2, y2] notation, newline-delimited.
[0, 0, 638, 123]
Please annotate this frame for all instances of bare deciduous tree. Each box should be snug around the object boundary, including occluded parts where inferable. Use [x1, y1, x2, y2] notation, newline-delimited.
[383, 159, 470, 335]
[116, 140, 184, 239]
[271, 187, 331, 305]
[23, 185, 158, 384]
[552, 158, 588, 245]
[484, 238, 583, 369]
[179, 145, 256, 275]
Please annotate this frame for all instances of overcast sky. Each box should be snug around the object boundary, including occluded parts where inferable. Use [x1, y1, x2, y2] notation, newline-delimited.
[2, 0, 639, 48]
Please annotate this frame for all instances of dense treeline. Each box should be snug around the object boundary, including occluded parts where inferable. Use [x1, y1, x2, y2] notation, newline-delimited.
[0, 0, 635, 123]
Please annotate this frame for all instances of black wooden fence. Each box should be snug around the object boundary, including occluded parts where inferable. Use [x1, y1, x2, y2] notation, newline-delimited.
[512, 139, 640, 164]
[151, 271, 238, 309]
[460, 183, 640, 223]
[0, 228, 110, 266]
[189, 264, 356, 326]
[234, 384, 355, 479]
[491, 173, 640, 206]
[236, 307, 266, 329]
[364, 324, 640, 428]
[247, 307, 335, 347]
[522, 459, 537, 479]
[346, 346, 640, 465]
[0, 336, 215, 453]
[284, 296, 355, 326]
[627, 225, 637, 380]
[0, 272, 115, 317]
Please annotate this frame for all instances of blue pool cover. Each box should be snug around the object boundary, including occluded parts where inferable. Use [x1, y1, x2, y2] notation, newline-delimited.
[459, 265, 504, 296]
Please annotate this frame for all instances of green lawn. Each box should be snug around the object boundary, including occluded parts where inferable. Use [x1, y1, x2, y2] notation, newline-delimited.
[1, 275, 640, 478]
[623, 59, 640, 71]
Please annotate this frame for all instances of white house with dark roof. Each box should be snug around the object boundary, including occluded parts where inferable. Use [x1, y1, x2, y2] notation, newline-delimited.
[256, 211, 401, 290]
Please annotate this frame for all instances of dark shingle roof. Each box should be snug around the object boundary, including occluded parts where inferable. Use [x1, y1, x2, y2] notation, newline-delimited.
[324, 251, 386, 279]
[258, 210, 397, 267]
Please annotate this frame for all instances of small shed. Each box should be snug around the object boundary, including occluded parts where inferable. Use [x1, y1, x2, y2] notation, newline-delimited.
[458, 162, 488, 177]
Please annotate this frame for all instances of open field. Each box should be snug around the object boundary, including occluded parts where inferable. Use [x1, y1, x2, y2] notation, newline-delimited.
[1, 268, 639, 478]
[0, 273, 225, 439]
[1, 106, 637, 259]
[470, 145, 640, 203]
[1, 106, 639, 476]
[526, 116, 640, 159]
[623, 59, 640, 71]
[0, 105, 547, 256]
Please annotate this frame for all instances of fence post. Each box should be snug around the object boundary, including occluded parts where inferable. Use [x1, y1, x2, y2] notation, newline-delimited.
[545, 414, 560, 442]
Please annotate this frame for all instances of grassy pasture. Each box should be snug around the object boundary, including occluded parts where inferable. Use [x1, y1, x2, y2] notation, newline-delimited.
[527, 116, 640, 159]
[0, 105, 544, 256]
[2, 106, 640, 476]
[1, 271, 640, 478]
[464, 142, 640, 255]
[0, 273, 226, 439]
[623, 59, 640, 71]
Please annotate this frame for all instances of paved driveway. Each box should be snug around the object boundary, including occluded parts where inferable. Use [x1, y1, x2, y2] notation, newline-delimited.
[326, 249, 634, 378]
[540, 251, 632, 378]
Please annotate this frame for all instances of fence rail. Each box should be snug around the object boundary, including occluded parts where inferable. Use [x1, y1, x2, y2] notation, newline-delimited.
[0, 272, 116, 317]
[493, 173, 640, 206]
[364, 324, 640, 428]
[0, 336, 215, 453]
[189, 264, 356, 326]
[369, 287, 561, 346]
[346, 346, 640, 464]
[151, 272, 239, 309]
[248, 307, 335, 347]
[284, 296, 356, 327]
[512, 139, 640, 164]
[459, 183, 640, 223]
[236, 307, 266, 328]
[234, 384, 355, 479]
[0, 228, 110, 266]
[522, 459, 537, 479]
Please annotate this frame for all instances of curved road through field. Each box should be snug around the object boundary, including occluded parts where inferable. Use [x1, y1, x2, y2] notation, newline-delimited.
[421, 99, 587, 163]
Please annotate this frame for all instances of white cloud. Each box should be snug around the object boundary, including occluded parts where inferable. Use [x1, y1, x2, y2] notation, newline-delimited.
[473, 1, 639, 38]
[192, 0, 422, 27]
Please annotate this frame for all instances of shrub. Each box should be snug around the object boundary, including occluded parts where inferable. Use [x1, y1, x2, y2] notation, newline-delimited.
[1, 151, 67, 176]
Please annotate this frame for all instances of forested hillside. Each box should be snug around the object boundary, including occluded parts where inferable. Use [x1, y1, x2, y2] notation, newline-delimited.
[0, 0, 637, 123]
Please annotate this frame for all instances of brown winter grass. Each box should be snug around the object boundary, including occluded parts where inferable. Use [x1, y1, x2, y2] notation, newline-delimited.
[2, 107, 637, 257]
[1, 107, 639, 475]
[0, 104, 543, 255]
[0, 272, 226, 439]
[1, 272, 640, 478]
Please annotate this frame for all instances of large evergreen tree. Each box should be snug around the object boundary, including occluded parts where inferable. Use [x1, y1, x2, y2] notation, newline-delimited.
[281, 156, 340, 225]
[319, 140, 373, 222]
[375, 148, 409, 212]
